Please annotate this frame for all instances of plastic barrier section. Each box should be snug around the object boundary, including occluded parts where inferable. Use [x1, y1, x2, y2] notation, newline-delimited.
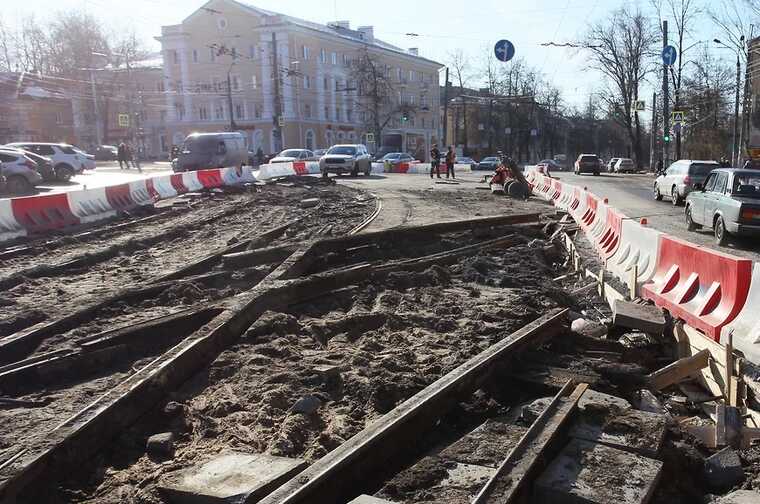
[721, 263, 760, 364]
[182, 171, 204, 192]
[642, 236, 753, 340]
[67, 187, 115, 223]
[170, 173, 189, 194]
[0, 199, 26, 240]
[196, 169, 224, 189]
[596, 207, 625, 259]
[580, 194, 600, 230]
[105, 184, 136, 211]
[607, 219, 662, 291]
[11, 193, 80, 232]
[129, 179, 156, 206]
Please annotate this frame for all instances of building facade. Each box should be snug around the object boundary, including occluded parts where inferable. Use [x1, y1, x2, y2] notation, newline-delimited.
[155, 0, 442, 157]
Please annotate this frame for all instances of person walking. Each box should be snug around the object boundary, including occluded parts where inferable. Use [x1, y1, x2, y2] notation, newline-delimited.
[134, 144, 144, 173]
[256, 147, 265, 167]
[430, 144, 441, 179]
[445, 146, 456, 179]
[117, 142, 128, 169]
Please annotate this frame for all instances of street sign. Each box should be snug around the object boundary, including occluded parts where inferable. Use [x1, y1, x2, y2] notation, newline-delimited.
[494, 39, 515, 63]
[366, 133, 374, 143]
[530, 128, 538, 137]
[118, 113, 129, 127]
[504, 127, 512, 135]
[277, 116, 284, 127]
[478, 123, 485, 131]
[662, 45, 677, 66]
[671, 110, 685, 124]
[634, 100, 646, 111]
[673, 123, 682, 134]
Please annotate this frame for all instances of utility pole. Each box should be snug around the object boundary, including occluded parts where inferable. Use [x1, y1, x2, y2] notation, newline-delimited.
[90, 70, 102, 146]
[662, 20, 670, 166]
[732, 42, 742, 167]
[740, 30, 753, 167]
[271, 32, 283, 153]
[227, 71, 235, 131]
[650, 91, 657, 171]
[442, 67, 449, 147]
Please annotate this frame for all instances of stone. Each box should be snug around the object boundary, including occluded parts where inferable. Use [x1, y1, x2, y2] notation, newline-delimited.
[620, 331, 658, 349]
[613, 300, 665, 335]
[348, 496, 396, 504]
[633, 389, 667, 415]
[535, 439, 663, 504]
[714, 490, 760, 503]
[704, 447, 744, 490]
[577, 389, 632, 412]
[291, 394, 322, 415]
[146, 432, 175, 457]
[312, 364, 340, 379]
[300, 198, 320, 208]
[159, 451, 306, 504]
[571, 318, 607, 339]
[520, 397, 553, 424]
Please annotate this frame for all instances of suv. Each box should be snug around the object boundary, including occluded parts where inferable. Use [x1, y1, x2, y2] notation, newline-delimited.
[575, 154, 600, 175]
[319, 144, 372, 177]
[0, 150, 43, 194]
[654, 159, 719, 206]
[6, 142, 89, 181]
[614, 158, 635, 173]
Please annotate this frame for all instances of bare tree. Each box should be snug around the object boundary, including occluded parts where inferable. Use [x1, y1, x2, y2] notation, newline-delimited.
[448, 49, 471, 153]
[582, 6, 658, 168]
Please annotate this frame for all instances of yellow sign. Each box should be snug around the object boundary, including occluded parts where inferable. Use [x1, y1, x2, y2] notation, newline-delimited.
[118, 113, 130, 127]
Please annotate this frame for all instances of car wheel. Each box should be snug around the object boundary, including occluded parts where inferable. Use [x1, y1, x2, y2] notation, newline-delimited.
[56, 164, 74, 182]
[6, 175, 33, 195]
[593, 171, 599, 176]
[685, 205, 701, 231]
[671, 186, 682, 206]
[714, 216, 729, 246]
[653, 184, 662, 201]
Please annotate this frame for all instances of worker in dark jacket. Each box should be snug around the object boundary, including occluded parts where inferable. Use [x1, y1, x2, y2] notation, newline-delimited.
[117, 142, 128, 169]
[430, 144, 441, 179]
[445, 146, 456, 179]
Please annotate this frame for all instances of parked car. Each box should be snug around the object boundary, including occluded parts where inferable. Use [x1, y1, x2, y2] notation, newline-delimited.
[614, 158, 635, 173]
[553, 154, 568, 170]
[72, 147, 96, 170]
[0, 146, 55, 181]
[319, 144, 372, 177]
[270, 149, 315, 163]
[537, 159, 561, 175]
[477, 156, 500, 171]
[653, 159, 720, 206]
[5, 142, 89, 181]
[313, 149, 328, 158]
[94, 145, 118, 161]
[574, 154, 601, 176]
[380, 152, 415, 167]
[607, 158, 620, 173]
[0, 150, 43, 194]
[172, 132, 247, 172]
[685, 168, 760, 245]
[372, 146, 398, 161]
[457, 156, 478, 170]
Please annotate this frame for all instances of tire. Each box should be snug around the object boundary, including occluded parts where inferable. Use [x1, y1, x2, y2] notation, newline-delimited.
[593, 171, 599, 176]
[685, 205, 701, 231]
[714, 216, 729, 246]
[671, 186, 683, 206]
[55, 164, 74, 182]
[6, 175, 32, 195]
[653, 184, 662, 201]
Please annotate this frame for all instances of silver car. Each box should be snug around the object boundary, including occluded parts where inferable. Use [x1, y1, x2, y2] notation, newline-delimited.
[319, 144, 372, 177]
[270, 149, 315, 163]
[685, 168, 760, 245]
[0, 149, 43, 194]
[654, 159, 719, 206]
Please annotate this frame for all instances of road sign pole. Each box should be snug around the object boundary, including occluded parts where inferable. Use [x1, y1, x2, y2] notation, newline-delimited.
[733, 50, 740, 167]
[650, 91, 657, 171]
[662, 20, 670, 166]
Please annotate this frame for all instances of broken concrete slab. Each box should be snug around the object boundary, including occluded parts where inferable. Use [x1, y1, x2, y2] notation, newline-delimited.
[535, 439, 663, 504]
[704, 447, 744, 490]
[439, 418, 528, 468]
[570, 406, 668, 458]
[613, 300, 665, 335]
[347, 496, 396, 504]
[577, 388, 632, 413]
[158, 451, 306, 504]
[714, 490, 760, 503]
[633, 389, 667, 415]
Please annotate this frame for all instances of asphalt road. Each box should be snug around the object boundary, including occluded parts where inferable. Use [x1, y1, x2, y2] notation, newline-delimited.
[554, 171, 760, 262]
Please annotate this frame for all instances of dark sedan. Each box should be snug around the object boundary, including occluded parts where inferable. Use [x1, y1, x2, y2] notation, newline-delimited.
[685, 168, 760, 245]
[477, 156, 500, 171]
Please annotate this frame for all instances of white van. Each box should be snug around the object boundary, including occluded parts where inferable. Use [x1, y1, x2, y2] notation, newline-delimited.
[172, 132, 247, 172]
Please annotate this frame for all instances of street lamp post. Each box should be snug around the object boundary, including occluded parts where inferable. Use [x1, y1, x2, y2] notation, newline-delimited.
[715, 37, 745, 167]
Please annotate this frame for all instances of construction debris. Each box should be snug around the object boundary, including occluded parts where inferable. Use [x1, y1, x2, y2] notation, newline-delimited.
[704, 447, 744, 490]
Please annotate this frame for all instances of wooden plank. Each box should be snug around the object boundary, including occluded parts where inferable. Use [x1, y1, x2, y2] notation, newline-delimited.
[648, 350, 710, 391]
[472, 382, 589, 503]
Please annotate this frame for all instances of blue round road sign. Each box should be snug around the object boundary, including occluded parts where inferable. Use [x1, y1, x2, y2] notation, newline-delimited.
[494, 39, 515, 62]
[662, 45, 677, 66]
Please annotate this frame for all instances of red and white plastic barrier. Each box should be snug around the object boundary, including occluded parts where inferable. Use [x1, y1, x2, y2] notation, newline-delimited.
[607, 219, 663, 290]
[721, 263, 760, 363]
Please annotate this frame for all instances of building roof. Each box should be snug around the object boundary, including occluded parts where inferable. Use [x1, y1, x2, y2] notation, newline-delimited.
[0, 72, 69, 101]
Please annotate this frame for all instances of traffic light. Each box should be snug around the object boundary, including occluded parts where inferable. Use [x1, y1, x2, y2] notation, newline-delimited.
[664, 133, 671, 143]
[401, 113, 409, 122]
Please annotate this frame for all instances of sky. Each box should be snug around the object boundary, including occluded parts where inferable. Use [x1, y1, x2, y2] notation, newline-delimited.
[1, 0, 755, 111]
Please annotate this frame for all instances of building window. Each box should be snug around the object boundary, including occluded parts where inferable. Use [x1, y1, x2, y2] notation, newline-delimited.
[324, 106, 329, 120]
[397, 91, 402, 104]
[55, 111, 63, 124]
[335, 79, 340, 91]
[192, 49, 198, 63]
[421, 94, 428, 108]
[331, 52, 337, 65]
[303, 75, 310, 89]
[397, 68, 402, 82]
[173, 50, 179, 64]
[231, 47, 238, 60]
[323, 77, 329, 90]
[409, 70, 415, 82]
[157, 80, 165, 92]
[235, 104, 244, 119]
[421, 117, 426, 128]
[343, 53, 349, 66]
[305, 129, 315, 150]
[210, 47, 216, 62]
[304, 103, 312, 118]
[251, 75, 258, 89]
[302, 45, 310, 60]
[254, 103, 262, 119]
[199, 105, 209, 120]
[215, 103, 224, 120]
[410, 95, 415, 105]
[231, 75, 240, 91]
[160, 110, 167, 122]
[249, 45, 256, 59]
[175, 103, 185, 120]
[160, 134, 167, 152]
[320, 48, 326, 63]
[347, 109, 353, 122]
[336, 107, 341, 121]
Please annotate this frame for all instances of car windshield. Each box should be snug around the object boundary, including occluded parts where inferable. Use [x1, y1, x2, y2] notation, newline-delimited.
[690, 163, 718, 176]
[581, 155, 598, 162]
[328, 146, 357, 155]
[382, 154, 400, 160]
[59, 145, 77, 154]
[278, 150, 303, 157]
[732, 172, 760, 198]
[482, 157, 497, 162]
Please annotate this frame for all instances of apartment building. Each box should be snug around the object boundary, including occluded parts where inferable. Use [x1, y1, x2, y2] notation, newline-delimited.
[156, 0, 442, 157]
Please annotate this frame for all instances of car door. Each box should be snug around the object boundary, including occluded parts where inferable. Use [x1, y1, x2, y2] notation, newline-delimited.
[703, 172, 728, 225]
[691, 173, 715, 225]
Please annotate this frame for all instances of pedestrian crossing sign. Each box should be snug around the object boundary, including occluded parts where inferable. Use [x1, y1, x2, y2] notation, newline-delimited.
[671, 111, 685, 124]
[634, 100, 646, 111]
[118, 113, 129, 127]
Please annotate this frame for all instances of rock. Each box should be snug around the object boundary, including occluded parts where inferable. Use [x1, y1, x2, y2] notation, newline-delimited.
[571, 318, 607, 339]
[578, 389, 632, 412]
[634, 389, 667, 415]
[705, 447, 744, 490]
[164, 401, 184, 417]
[348, 496, 396, 504]
[613, 300, 665, 335]
[146, 432, 175, 457]
[714, 490, 760, 503]
[620, 331, 658, 349]
[520, 397, 553, 423]
[292, 394, 322, 415]
[300, 198, 320, 208]
[567, 310, 584, 323]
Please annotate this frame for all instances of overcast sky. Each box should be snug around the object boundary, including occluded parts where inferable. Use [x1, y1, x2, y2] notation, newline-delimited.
[2, 0, 754, 111]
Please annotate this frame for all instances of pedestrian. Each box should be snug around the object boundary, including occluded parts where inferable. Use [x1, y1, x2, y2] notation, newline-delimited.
[256, 147, 265, 166]
[655, 158, 663, 174]
[117, 141, 127, 169]
[445, 146, 456, 179]
[135, 144, 144, 173]
[429, 143, 441, 179]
